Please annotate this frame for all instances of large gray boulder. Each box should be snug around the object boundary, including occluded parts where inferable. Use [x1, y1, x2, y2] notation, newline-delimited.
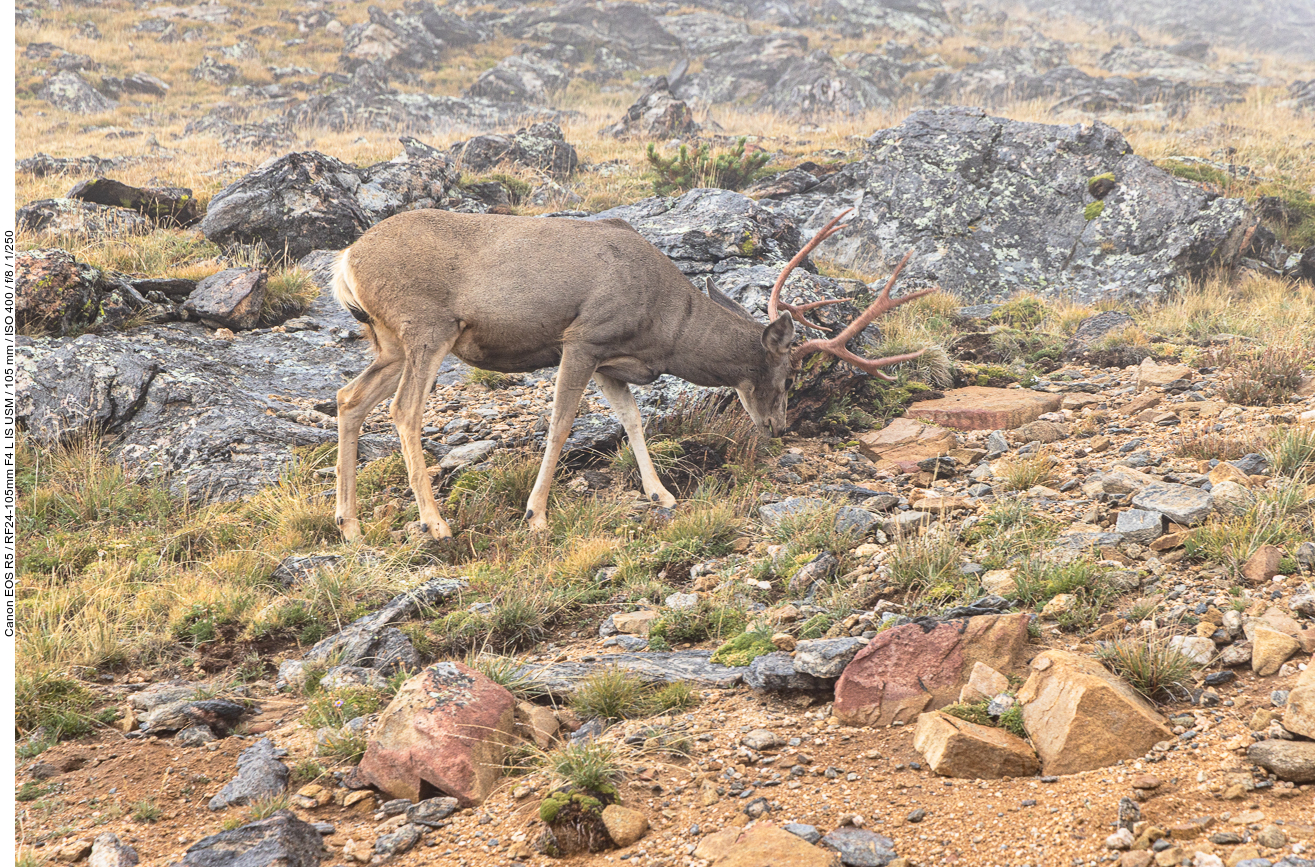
[466, 54, 570, 104]
[15, 295, 399, 500]
[200, 148, 460, 261]
[504, 2, 682, 68]
[285, 64, 562, 135]
[764, 107, 1258, 304]
[38, 70, 115, 114]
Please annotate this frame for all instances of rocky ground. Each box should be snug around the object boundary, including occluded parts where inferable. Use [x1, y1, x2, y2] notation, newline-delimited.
[12, 1, 1315, 867]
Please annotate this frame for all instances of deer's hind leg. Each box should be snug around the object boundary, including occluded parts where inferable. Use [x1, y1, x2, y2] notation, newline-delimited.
[336, 347, 405, 542]
[391, 325, 461, 540]
[594, 373, 677, 508]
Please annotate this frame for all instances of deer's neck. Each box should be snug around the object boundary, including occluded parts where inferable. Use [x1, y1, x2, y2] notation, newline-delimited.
[661, 310, 762, 390]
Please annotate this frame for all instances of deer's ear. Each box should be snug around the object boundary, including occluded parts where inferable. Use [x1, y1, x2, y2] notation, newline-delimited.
[761, 312, 795, 356]
[705, 277, 750, 318]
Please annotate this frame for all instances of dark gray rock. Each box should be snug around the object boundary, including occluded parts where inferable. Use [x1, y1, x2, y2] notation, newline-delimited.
[200, 152, 370, 262]
[1231, 453, 1268, 476]
[683, 33, 807, 104]
[514, 651, 743, 698]
[170, 810, 324, 867]
[453, 122, 578, 179]
[835, 506, 879, 537]
[15, 319, 389, 499]
[303, 576, 466, 672]
[285, 64, 562, 136]
[820, 827, 898, 866]
[16, 249, 118, 337]
[601, 78, 699, 139]
[17, 152, 130, 177]
[406, 797, 459, 826]
[758, 497, 831, 527]
[68, 177, 199, 227]
[504, 2, 682, 68]
[743, 652, 829, 691]
[762, 107, 1258, 305]
[756, 50, 893, 117]
[17, 198, 152, 240]
[183, 115, 296, 153]
[793, 638, 865, 678]
[1131, 483, 1213, 526]
[374, 823, 423, 858]
[783, 823, 822, 844]
[207, 740, 290, 811]
[467, 55, 570, 104]
[183, 269, 267, 331]
[39, 70, 116, 113]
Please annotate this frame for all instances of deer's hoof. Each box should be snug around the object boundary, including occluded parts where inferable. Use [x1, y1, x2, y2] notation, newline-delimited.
[526, 510, 548, 533]
[338, 519, 363, 542]
[655, 490, 678, 509]
[430, 521, 453, 540]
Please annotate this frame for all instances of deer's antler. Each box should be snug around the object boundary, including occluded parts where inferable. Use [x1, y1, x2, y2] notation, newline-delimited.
[770, 214, 938, 382]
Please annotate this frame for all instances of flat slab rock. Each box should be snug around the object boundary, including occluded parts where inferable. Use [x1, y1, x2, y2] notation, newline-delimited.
[903, 386, 1062, 431]
[168, 810, 324, 867]
[857, 417, 957, 472]
[514, 651, 744, 698]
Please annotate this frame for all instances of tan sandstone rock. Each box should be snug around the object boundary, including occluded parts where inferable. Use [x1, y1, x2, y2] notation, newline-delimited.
[913, 710, 1040, 779]
[1251, 627, 1300, 676]
[704, 824, 841, 867]
[1017, 649, 1173, 775]
[1282, 662, 1315, 738]
[960, 661, 1010, 703]
[601, 805, 649, 847]
[857, 417, 957, 474]
[903, 386, 1062, 431]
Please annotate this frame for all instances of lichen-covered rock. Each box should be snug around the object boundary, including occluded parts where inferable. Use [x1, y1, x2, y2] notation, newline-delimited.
[756, 50, 893, 117]
[183, 269, 267, 331]
[201, 151, 369, 261]
[285, 64, 562, 135]
[454, 122, 578, 179]
[39, 70, 115, 113]
[15, 249, 111, 337]
[763, 107, 1257, 305]
[467, 54, 570, 104]
[504, 2, 682, 68]
[17, 198, 153, 240]
[602, 78, 699, 139]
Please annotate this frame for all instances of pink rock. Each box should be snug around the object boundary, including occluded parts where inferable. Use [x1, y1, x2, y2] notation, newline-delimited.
[833, 613, 1031, 727]
[903, 386, 1062, 431]
[356, 662, 516, 806]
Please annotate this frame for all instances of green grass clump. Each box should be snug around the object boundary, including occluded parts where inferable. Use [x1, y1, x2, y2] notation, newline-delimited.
[995, 449, 1057, 492]
[468, 653, 549, 701]
[1265, 425, 1315, 478]
[886, 532, 972, 607]
[648, 600, 746, 650]
[546, 742, 622, 794]
[131, 800, 163, 822]
[942, 698, 1026, 738]
[1094, 633, 1197, 700]
[570, 669, 701, 721]
[16, 670, 115, 743]
[304, 688, 386, 730]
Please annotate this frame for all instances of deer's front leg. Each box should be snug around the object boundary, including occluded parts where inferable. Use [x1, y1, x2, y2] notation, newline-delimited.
[526, 349, 597, 531]
[594, 373, 677, 509]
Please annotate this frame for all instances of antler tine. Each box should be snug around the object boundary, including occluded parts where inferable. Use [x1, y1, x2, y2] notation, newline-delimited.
[767, 208, 853, 324]
[792, 248, 939, 381]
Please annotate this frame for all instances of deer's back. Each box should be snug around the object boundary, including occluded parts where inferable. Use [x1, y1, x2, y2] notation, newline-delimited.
[347, 209, 704, 369]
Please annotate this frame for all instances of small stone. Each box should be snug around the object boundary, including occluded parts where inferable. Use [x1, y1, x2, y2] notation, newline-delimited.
[601, 805, 648, 847]
[741, 729, 785, 751]
[1130, 483, 1212, 526]
[1241, 545, 1283, 584]
[1251, 626, 1300, 676]
[1107, 828, 1135, 850]
[771, 633, 796, 651]
[1255, 824, 1287, 849]
[1116, 510, 1163, 543]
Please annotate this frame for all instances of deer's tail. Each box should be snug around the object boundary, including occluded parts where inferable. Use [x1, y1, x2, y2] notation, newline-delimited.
[331, 247, 379, 352]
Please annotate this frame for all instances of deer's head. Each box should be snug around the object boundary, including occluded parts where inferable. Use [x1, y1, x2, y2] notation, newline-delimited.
[740, 209, 938, 438]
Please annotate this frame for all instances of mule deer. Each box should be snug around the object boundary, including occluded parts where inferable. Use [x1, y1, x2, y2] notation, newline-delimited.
[330, 208, 934, 540]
